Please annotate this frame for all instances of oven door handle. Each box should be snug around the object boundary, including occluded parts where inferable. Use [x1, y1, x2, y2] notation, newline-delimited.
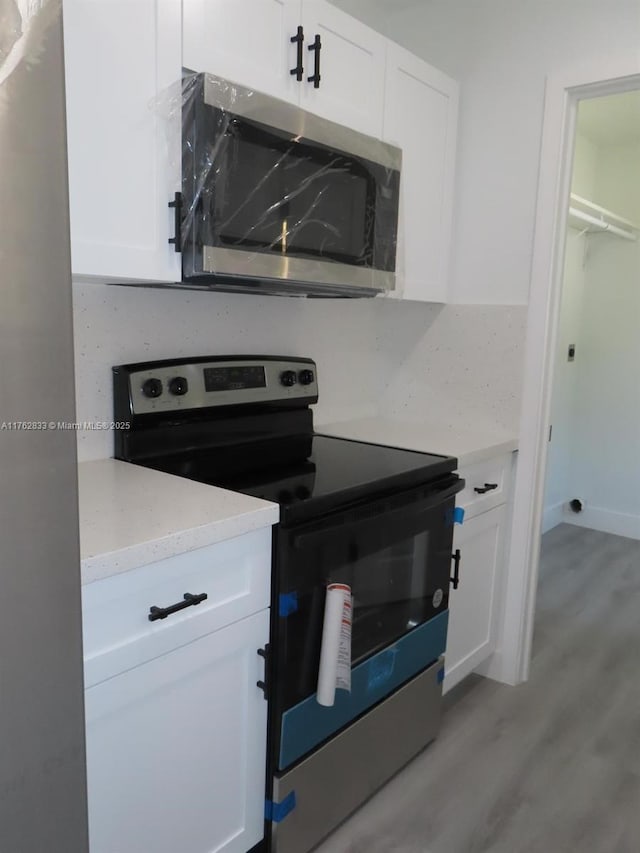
[292, 476, 464, 551]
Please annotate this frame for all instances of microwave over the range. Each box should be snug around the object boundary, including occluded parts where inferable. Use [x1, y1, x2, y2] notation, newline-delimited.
[178, 73, 402, 297]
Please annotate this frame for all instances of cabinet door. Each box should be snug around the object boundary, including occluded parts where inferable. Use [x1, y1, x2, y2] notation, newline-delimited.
[300, 1, 386, 137]
[445, 506, 506, 691]
[383, 44, 458, 302]
[85, 609, 270, 853]
[63, 0, 182, 282]
[183, 0, 302, 103]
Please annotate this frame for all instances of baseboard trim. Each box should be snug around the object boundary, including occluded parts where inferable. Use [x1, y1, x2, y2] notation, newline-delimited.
[542, 501, 564, 534]
[564, 506, 640, 541]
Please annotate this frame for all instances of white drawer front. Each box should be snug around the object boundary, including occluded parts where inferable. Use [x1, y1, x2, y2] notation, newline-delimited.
[82, 527, 272, 687]
[457, 454, 511, 519]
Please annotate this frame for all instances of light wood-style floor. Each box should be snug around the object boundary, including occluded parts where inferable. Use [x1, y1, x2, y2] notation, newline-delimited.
[315, 524, 640, 853]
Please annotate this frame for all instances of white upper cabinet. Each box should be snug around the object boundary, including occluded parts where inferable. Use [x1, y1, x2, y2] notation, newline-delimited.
[63, 0, 182, 283]
[182, 0, 303, 104]
[182, 0, 386, 136]
[299, 1, 386, 137]
[63, 1, 459, 297]
[384, 44, 458, 303]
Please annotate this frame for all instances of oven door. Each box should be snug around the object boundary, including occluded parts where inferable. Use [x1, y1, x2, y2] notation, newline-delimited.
[273, 474, 463, 720]
[181, 73, 400, 295]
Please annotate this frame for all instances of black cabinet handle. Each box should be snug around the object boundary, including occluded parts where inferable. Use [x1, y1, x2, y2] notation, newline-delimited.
[307, 34, 321, 88]
[290, 26, 304, 81]
[257, 644, 270, 700]
[474, 483, 498, 494]
[168, 191, 182, 253]
[450, 549, 461, 590]
[148, 591, 207, 622]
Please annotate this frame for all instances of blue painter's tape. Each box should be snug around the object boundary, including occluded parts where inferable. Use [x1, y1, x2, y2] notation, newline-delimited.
[453, 506, 465, 525]
[367, 647, 398, 692]
[279, 610, 449, 770]
[437, 667, 445, 684]
[265, 791, 296, 823]
[279, 592, 298, 618]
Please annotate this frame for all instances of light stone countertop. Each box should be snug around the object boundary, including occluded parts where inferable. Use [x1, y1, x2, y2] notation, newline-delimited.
[78, 459, 279, 585]
[317, 417, 518, 467]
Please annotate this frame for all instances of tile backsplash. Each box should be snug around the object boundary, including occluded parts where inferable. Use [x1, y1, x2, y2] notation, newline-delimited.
[72, 282, 526, 461]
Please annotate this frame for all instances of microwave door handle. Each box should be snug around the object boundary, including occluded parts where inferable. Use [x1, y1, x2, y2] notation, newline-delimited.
[292, 476, 465, 551]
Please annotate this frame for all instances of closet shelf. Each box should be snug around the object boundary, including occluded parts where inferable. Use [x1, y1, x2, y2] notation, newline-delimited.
[569, 194, 639, 241]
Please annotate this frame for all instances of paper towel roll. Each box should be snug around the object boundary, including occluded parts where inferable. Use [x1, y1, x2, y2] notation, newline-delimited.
[316, 583, 351, 707]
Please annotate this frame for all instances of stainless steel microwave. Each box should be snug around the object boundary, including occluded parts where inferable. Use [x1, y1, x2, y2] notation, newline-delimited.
[178, 73, 401, 297]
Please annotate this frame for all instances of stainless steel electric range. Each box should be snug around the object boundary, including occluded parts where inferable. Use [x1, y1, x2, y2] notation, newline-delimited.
[113, 355, 464, 853]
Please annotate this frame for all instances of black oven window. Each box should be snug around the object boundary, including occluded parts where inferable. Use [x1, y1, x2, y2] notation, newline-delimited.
[341, 532, 432, 663]
[212, 118, 375, 267]
[279, 523, 449, 711]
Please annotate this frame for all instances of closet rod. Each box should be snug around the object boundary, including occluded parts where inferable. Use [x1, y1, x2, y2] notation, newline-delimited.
[570, 193, 639, 231]
[568, 207, 637, 242]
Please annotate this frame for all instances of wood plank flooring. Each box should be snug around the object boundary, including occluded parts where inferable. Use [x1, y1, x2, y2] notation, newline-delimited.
[315, 524, 640, 853]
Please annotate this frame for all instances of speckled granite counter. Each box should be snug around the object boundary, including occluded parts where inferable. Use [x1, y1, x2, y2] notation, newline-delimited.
[78, 459, 279, 585]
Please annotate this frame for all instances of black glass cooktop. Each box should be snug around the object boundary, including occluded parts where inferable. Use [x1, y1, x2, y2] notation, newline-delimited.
[144, 433, 456, 525]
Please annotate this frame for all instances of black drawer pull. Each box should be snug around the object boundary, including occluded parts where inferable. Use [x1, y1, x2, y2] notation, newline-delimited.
[290, 25, 304, 81]
[450, 549, 461, 590]
[148, 592, 207, 622]
[474, 482, 498, 494]
[307, 34, 321, 88]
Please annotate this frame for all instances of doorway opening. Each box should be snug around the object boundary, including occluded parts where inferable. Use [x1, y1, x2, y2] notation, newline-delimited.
[532, 89, 640, 663]
[499, 62, 640, 687]
[542, 90, 640, 541]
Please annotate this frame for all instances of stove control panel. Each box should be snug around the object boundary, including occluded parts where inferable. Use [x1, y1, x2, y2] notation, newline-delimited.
[114, 356, 319, 417]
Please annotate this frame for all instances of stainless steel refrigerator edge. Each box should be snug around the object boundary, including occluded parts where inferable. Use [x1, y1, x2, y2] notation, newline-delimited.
[0, 2, 88, 849]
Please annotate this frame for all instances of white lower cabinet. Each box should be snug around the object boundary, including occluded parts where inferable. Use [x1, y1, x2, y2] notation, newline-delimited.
[445, 505, 507, 691]
[85, 607, 269, 853]
[83, 529, 272, 853]
[445, 452, 514, 691]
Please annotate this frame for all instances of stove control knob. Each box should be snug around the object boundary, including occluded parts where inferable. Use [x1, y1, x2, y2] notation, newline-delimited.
[280, 370, 297, 387]
[142, 378, 163, 399]
[168, 376, 189, 396]
[298, 369, 315, 386]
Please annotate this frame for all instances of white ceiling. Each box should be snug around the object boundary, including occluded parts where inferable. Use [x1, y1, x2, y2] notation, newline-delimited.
[577, 91, 640, 146]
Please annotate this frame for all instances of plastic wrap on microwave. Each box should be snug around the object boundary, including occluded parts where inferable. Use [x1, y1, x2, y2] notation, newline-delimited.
[178, 72, 402, 297]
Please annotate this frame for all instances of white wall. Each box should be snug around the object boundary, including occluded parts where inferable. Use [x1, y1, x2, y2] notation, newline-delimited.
[72, 284, 525, 461]
[594, 140, 640, 223]
[568, 235, 640, 538]
[569, 139, 640, 538]
[543, 132, 596, 529]
[332, 0, 640, 305]
[542, 232, 586, 530]
[571, 133, 600, 200]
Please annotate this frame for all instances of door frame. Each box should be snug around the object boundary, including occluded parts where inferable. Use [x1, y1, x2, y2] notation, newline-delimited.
[498, 58, 640, 685]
